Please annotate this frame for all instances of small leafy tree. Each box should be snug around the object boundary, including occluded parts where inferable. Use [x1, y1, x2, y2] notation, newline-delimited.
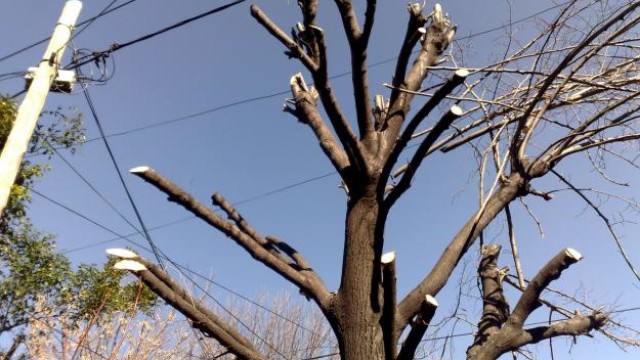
[0, 97, 155, 358]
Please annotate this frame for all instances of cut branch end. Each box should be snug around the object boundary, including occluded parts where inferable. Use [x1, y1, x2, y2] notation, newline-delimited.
[129, 166, 151, 174]
[381, 251, 397, 264]
[114, 259, 147, 272]
[106, 248, 139, 259]
[565, 248, 583, 261]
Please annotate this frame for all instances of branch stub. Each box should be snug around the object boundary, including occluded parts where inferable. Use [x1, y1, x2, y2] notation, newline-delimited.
[106, 248, 139, 259]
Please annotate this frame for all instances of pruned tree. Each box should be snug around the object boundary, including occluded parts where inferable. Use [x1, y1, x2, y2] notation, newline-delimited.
[113, 1, 640, 359]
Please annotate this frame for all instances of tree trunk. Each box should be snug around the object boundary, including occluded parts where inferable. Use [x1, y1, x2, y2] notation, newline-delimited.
[334, 184, 387, 360]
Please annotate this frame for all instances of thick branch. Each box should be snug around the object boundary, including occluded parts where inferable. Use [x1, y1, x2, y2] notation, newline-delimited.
[251, 3, 367, 175]
[472, 244, 510, 349]
[114, 257, 264, 360]
[309, 30, 368, 176]
[286, 73, 350, 175]
[2, 334, 24, 360]
[384, 69, 468, 181]
[129, 166, 331, 308]
[334, 0, 375, 141]
[509, 248, 582, 327]
[396, 295, 438, 360]
[512, 312, 608, 348]
[362, 0, 377, 45]
[396, 173, 525, 334]
[385, 105, 463, 208]
[388, 4, 426, 109]
[383, 4, 456, 152]
[250, 5, 318, 71]
[381, 251, 397, 360]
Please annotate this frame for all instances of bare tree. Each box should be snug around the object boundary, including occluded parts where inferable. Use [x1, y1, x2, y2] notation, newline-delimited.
[24, 288, 336, 360]
[111, 1, 640, 359]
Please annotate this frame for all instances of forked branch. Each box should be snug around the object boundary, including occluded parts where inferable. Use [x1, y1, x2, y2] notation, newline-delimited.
[383, 3, 456, 151]
[396, 172, 526, 335]
[285, 73, 351, 177]
[466, 247, 607, 360]
[251, 3, 367, 176]
[129, 166, 332, 309]
[510, 248, 583, 327]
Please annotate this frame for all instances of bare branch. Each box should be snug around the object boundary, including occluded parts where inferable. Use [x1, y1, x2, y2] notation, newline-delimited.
[383, 3, 456, 153]
[334, 0, 375, 140]
[397, 295, 438, 360]
[551, 169, 640, 282]
[558, 133, 640, 158]
[286, 73, 351, 175]
[511, 4, 640, 172]
[362, 0, 377, 45]
[380, 251, 397, 360]
[385, 105, 463, 208]
[513, 312, 608, 348]
[113, 256, 265, 360]
[470, 245, 510, 351]
[396, 172, 526, 333]
[505, 206, 526, 289]
[250, 5, 318, 72]
[387, 4, 427, 116]
[384, 68, 468, 180]
[129, 166, 332, 308]
[510, 248, 583, 328]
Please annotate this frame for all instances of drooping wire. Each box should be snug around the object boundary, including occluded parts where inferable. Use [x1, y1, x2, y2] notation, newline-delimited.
[47, 142, 142, 234]
[13, 1, 573, 145]
[0, 71, 26, 83]
[0, 0, 139, 64]
[71, 0, 121, 41]
[73, 48, 116, 84]
[67, 0, 246, 71]
[80, 83, 164, 267]
[61, 169, 338, 254]
[32, 189, 144, 245]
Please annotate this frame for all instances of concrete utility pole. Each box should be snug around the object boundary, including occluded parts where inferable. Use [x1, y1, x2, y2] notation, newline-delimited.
[0, 1, 82, 214]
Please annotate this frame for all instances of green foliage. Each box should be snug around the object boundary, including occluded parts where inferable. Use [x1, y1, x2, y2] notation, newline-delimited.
[0, 223, 71, 333]
[67, 259, 157, 321]
[0, 97, 156, 346]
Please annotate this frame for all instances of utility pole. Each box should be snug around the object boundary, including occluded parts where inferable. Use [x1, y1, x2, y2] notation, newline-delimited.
[0, 1, 82, 214]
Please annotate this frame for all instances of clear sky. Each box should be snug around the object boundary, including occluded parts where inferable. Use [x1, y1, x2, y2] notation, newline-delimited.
[1, 1, 639, 359]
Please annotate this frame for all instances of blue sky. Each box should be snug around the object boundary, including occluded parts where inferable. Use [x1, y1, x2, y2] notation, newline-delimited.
[2, 1, 639, 358]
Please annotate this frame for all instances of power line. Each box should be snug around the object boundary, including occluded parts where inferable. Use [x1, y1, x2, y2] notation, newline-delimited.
[60, 169, 337, 255]
[61, 216, 195, 254]
[13, 1, 573, 148]
[82, 89, 290, 142]
[67, 0, 572, 144]
[48, 143, 143, 234]
[108, 0, 245, 52]
[80, 84, 164, 267]
[67, 0, 246, 71]
[32, 185, 328, 339]
[31, 189, 144, 247]
[71, 0, 121, 40]
[0, 0, 140, 64]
